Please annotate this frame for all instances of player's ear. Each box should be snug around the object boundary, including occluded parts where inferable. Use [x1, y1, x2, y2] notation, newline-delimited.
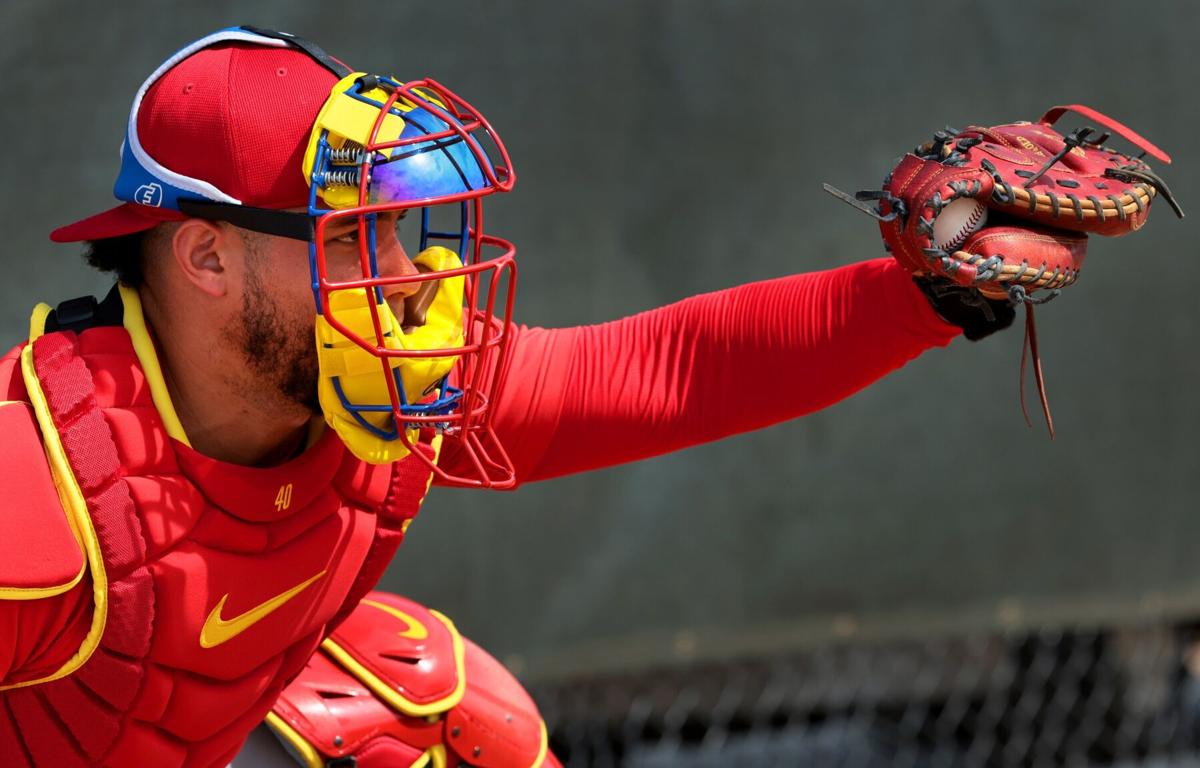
[170, 218, 232, 298]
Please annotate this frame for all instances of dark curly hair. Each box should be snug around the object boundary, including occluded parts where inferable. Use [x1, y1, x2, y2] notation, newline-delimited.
[82, 231, 150, 287]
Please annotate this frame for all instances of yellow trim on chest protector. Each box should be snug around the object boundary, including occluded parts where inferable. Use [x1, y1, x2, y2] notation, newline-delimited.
[315, 246, 465, 465]
[118, 284, 191, 446]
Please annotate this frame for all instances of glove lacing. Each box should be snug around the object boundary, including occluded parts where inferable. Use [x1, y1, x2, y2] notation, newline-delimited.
[1008, 284, 1060, 439]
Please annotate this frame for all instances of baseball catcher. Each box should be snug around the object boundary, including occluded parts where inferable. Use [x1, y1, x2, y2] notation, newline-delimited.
[826, 105, 1182, 434]
[0, 25, 1175, 768]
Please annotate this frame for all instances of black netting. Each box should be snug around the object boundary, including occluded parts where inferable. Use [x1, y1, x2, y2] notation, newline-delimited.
[530, 621, 1200, 767]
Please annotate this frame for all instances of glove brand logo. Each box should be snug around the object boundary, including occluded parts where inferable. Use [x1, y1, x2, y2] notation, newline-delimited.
[200, 570, 328, 649]
[1015, 136, 1046, 158]
[135, 183, 164, 207]
[362, 598, 430, 640]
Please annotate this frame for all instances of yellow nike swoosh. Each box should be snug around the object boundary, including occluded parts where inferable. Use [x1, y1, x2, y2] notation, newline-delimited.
[363, 599, 429, 640]
[200, 570, 327, 649]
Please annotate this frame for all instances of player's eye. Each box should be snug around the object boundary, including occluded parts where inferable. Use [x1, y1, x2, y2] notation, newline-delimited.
[328, 211, 408, 245]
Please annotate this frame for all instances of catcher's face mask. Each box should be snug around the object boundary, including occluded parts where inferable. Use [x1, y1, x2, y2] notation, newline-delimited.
[167, 31, 519, 487]
[298, 73, 518, 487]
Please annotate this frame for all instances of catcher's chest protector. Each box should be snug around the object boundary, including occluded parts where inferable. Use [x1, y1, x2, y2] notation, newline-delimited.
[0, 297, 437, 768]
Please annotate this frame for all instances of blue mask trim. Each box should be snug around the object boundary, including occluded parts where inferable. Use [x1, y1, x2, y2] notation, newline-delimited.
[330, 368, 463, 437]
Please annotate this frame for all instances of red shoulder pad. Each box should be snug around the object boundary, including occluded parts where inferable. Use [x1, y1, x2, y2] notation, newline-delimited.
[0, 400, 84, 597]
[324, 591, 465, 716]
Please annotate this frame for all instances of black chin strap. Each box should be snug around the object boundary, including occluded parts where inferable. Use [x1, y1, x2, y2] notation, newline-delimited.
[239, 25, 352, 78]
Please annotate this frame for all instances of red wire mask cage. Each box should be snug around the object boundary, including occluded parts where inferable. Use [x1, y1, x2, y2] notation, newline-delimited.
[304, 73, 519, 489]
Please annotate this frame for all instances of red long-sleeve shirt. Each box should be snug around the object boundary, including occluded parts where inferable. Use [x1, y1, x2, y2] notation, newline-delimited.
[439, 257, 959, 483]
[0, 257, 957, 688]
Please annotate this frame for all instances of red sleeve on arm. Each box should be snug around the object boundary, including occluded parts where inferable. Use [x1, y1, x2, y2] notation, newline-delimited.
[440, 258, 960, 486]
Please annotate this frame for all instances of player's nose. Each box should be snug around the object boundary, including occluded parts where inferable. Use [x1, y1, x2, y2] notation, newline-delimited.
[375, 220, 441, 332]
[376, 225, 420, 302]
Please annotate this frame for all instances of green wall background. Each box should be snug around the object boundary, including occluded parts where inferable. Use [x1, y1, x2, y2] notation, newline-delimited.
[2, 0, 1196, 680]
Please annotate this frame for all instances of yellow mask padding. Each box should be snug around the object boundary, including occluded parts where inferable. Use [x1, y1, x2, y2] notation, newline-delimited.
[303, 73, 446, 210]
[315, 247, 465, 464]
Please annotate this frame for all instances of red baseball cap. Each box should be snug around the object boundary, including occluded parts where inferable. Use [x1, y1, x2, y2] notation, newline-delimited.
[51, 27, 344, 243]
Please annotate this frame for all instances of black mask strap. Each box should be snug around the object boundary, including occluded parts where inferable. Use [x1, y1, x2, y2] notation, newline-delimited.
[178, 199, 315, 242]
[239, 25, 352, 78]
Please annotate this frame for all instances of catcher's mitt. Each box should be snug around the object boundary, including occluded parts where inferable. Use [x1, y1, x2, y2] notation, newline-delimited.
[826, 104, 1182, 436]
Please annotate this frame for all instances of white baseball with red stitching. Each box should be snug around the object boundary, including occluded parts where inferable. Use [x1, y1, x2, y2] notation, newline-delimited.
[933, 198, 988, 252]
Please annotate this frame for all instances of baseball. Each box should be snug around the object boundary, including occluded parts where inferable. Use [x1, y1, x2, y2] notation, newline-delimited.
[933, 198, 988, 252]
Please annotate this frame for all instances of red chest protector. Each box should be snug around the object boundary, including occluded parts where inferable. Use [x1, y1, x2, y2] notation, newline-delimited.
[0, 287, 437, 768]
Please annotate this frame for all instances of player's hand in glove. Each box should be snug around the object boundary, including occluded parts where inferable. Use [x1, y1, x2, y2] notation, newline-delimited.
[827, 104, 1182, 436]
[912, 276, 1015, 342]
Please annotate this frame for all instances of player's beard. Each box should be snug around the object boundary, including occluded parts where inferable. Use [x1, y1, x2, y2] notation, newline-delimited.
[236, 258, 321, 416]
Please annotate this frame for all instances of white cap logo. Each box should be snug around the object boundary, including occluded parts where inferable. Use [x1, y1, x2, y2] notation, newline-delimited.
[135, 183, 164, 207]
